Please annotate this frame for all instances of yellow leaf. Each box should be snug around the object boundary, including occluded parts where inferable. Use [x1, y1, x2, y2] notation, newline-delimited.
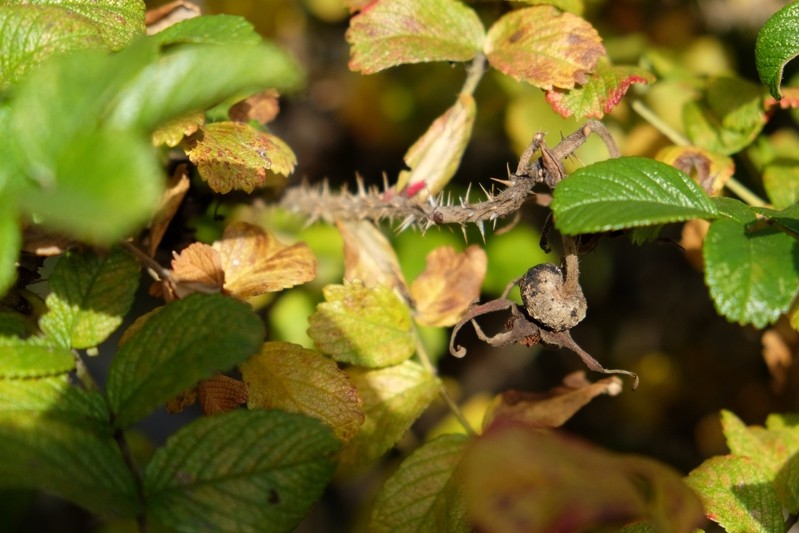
[411, 245, 486, 327]
[151, 111, 204, 147]
[338, 220, 408, 292]
[213, 221, 317, 300]
[241, 342, 364, 442]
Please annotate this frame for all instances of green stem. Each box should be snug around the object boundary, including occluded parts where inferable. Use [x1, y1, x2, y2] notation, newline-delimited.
[73, 352, 99, 392]
[461, 53, 486, 97]
[414, 328, 477, 437]
[725, 177, 767, 207]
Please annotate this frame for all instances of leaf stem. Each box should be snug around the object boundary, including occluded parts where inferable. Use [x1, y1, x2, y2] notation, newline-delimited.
[632, 99, 689, 146]
[414, 328, 477, 437]
[461, 53, 487, 97]
[114, 428, 148, 533]
[73, 352, 99, 392]
[725, 177, 768, 207]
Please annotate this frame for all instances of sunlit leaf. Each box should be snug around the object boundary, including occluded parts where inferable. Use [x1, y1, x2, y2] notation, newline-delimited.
[185, 122, 296, 194]
[346, 0, 485, 74]
[755, 1, 799, 98]
[241, 341, 364, 442]
[151, 111, 204, 147]
[683, 76, 767, 156]
[510, 0, 584, 15]
[411, 245, 486, 327]
[0, 337, 74, 378]
[40, 247, 140, 349]
[464, 424, 704, 532]
[703, 198, 799, 328]
[0, 375, 108, 425]
[149, 14, 261, 46]
[196, 374, 248, 415]
[308, 282, 415, 367]
[484, 6, 604, 90]
[551, 156, 718, 235]
[341, 361, 440, 467]
[656, 145, 734, 196]
[763, 161, 799, 209]
[0, 205, 20, 297]
[213, 221, 317, 300]
[482, 372, 623, 430]
[106, 293, 264, 428]
[688, 455, 782, 532]
[145, 410, 340, 532]
[170, 242, 225, 297]
[546, 60, 654, 118]
[396, 94, 476, 198]
[370, 434, 469, 533]
[339, 220, 408, 291]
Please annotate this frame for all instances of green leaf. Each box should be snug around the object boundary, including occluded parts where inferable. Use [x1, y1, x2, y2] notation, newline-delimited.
[341, 361, 440, 467]
[0, 375, 138, 517]
[2, 0, 144, 50]
[683, 76, 767, 155]
[545, 60, 655, 119]
[763, 161, 799, 208]
[40, 247, 140, 349]
[149, 14, 261, 46]
[551, 156, 718, 235]
[241, 341, 365, 442]
[0, 204, 20, 297]
[0, 6, 105, 89]
[346, 0, 485, 74]
[754, 203, 799, 239]
[308, 282, 416, 367]
[144, 409, 340, 532]
[108, 42, 304, 131]
[370, 434, 469, 533]
[0, 338, 74, 378]
[687, 455, 783, 533]
[184, 122, 296, 194]
[756, 1, 799, 99]
[484, 6, 605, 90]
[106, 293, 265, 428]
[703, 199, 799, 327]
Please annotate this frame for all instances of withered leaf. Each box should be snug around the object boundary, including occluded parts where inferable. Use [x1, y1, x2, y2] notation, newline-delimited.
[147, 164, 190, 257]
[338, 220, 408, 292]
[184, 122, 296, 194]
[213, 221, 317, 300]
[229, 89, 281, 125]
[170, 242, 225, 298]
[482, 371, 622, 430]
[411, 245, 487, 327]
[197, 374, 248, 415]
[151, 112, 204, 148]
[656, 145, 734, 196]
[165, 386, 198, 414]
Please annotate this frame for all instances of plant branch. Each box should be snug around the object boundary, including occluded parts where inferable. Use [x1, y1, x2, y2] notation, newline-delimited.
[114, 428, 147, 532]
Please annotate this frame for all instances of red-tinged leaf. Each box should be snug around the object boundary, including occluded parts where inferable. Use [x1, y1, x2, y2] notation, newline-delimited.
[484, 6, 605, 90]
[765, 86, 799, 110]
[228, 89, 281, 125]
[346, 0, 485, 74]
[546, 61, 654, 118]
[184, 121, 296, 194]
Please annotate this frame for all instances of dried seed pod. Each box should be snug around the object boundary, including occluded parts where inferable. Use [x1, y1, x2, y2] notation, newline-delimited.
[520, 264, 587, 332]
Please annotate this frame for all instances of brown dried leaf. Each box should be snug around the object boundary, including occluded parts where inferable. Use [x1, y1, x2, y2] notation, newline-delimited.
[656, 145, 734, 195]
[762, 327, 795, 393]
[197, 374, 248, 415]
[483, 371, 622, 430]
[229, 89, 281, 125]
[145, 0, 201, 34]
[165, 386, 198, 413]
[184, 122, 296, 194]
[338, 220, 408, 292]
[411, 245, 487, 327]
[213, 221, 317, 300]
[147, 164, 190, 257]
[21, 225, 73, 256]
[170, 242, 225, 298]
[151, 112, 204, 148]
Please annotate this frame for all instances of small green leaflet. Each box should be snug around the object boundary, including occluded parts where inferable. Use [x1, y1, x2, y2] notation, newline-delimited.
[346, 0, 485, 74]
[144, 409, 340, 532]
[308, 282, 416, 367]
[370, 433, 469, 533]
[106, 293, 265, 428]
[551, 156, 718, 235]
[0, 204, 19, 297]
[148, 14, 261, 46]
[703, 198, 799, 328]
[756, 1, 799, 99]
[0, 338, 75, 378]
[40, 247, 140, 350]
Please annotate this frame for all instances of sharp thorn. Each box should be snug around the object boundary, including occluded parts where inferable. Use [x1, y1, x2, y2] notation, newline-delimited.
[491, 177, 515, 187]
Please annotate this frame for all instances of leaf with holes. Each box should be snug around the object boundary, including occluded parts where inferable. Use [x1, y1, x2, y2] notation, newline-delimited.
[144, 410, 340, 532]
[40, 247, 140, 350]
[551, 156, 718, 235]
[241, 341, 364, 442]
[346, 0, 485, 74]
[308, 282, 416, 367]
[484, 6, 604, 90]
[703, 198, 799, 328]
[106, 293, 264, 428]
[370, 434, 469, 533]
[756, 1, 799, 99]
[341, 361, 440, 467]
[185, 122, 296, 194]
[546, 61, 654, 118]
